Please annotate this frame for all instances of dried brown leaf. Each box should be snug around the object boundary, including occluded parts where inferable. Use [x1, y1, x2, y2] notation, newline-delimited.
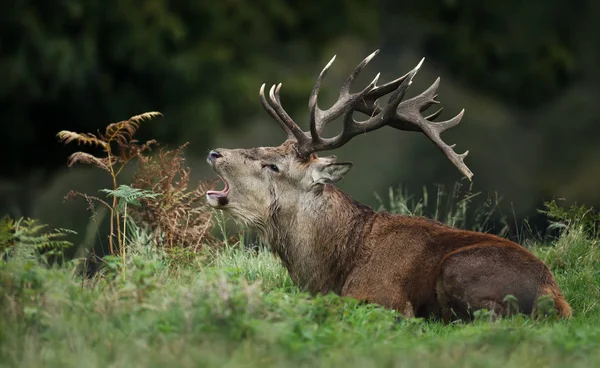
[129, 111, 163, 123]
[67, 152, 112, 171]
[103, 120, 137, 144]
[129, 141, 219, 249]
[57, 131, 108, 149]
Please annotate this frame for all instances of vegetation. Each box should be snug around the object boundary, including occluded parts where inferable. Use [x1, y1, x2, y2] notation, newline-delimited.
[375, 183, 511, 237]
[57, 111, 164, 255]
[57, 112, 219, 259]
[1, 132, 599, 365]
[130, 141, 222, 250]
[0, 205, 598, 367]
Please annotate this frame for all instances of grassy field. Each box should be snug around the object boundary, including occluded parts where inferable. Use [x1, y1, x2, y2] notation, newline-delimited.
[1, 194, 600, 368]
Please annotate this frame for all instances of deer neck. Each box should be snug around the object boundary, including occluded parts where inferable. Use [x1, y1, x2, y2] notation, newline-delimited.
[264, 184, 375, 294]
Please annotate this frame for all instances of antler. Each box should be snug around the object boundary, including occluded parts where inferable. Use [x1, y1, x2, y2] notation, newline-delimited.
[259, 50, 473, 181]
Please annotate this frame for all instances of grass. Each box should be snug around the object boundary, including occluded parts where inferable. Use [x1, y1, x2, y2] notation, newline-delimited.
[1, 194, 600, 368]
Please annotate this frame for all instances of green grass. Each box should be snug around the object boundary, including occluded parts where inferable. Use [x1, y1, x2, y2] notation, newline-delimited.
[1, 192, 599, 367]
[1, 225, 599, 367]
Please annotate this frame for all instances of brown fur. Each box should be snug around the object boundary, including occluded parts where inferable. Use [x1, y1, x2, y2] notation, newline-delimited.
[205, 141, 571, 321]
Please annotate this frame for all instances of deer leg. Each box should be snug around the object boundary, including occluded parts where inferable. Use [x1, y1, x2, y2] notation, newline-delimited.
[436, 245, 544, 321]
[341, 272, 415, 318]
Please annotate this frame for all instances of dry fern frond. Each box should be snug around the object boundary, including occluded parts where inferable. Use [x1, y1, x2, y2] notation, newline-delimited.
[64, 190, 111, 212]
[57, 131, 108, 148]
[130, 142, 218, 249]
[102, 112, 162, 146]
[67, 152, 113, 171]
[103, 120, 137, 146]
[117, 139, 158, 161]
[129, 111, 162, 123]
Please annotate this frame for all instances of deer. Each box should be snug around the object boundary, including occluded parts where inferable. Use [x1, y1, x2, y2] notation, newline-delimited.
[205, 49, 572, 321]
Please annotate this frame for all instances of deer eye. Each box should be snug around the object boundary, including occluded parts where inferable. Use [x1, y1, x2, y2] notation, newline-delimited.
[262, 163, 279, 173]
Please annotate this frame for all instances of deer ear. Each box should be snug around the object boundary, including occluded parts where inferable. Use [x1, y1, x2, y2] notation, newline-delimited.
[311, 162, 353, 185]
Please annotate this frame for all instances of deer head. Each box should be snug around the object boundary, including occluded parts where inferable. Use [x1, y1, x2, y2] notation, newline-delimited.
[206, 50, 472, 228]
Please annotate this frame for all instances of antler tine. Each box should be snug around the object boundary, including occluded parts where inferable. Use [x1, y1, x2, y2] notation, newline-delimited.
[354, 65, 418, 117]
[309, 50, 381, 139]
[308, 55, 337, 140]
[419, 109, 472, 180]
[392, 75, 473, 180]
[367, 71, 414, 99]
[260, 83, 295, 140]
[339, 49, 380, 97]
[425, 107, 444, 121]
[381, 58, 424, 122]
[266, 83, 310, 144]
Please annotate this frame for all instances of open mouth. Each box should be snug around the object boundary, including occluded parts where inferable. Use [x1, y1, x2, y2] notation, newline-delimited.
[206, 174, 230, 206]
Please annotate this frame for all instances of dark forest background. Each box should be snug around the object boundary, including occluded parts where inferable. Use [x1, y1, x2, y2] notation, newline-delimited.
[1, 0, 599, 250]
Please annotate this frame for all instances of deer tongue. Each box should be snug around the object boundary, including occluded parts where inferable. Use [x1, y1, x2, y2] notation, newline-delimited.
[207, 175, 230, 198]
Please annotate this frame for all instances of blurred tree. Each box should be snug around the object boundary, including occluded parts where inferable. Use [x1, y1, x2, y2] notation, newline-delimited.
[0, 0, 379, 177]
[382, 0, 588, 107]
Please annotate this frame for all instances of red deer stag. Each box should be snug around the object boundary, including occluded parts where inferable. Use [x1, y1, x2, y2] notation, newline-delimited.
[205, 50, 571, 321]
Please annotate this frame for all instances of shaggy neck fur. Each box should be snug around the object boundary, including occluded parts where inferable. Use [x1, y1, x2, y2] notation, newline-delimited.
[261, 184, 376, 294]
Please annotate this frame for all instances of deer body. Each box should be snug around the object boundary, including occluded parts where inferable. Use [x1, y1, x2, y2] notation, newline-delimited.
[205, 50, 571, 320]
[246, 171, 568, 320]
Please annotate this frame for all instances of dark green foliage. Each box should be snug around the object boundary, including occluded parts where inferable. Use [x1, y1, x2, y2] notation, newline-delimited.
[0, 216, 74, 262]
[100, 185, 161, 213]
[539, 199, 599, 238]
[388, 0, 589, 106]
[1, 0, 379, 176]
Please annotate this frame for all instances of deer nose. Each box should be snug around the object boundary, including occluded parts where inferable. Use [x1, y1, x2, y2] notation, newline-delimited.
[208, 150, 223, 162]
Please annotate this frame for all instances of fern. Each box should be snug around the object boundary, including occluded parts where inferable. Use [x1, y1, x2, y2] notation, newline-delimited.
[1, 216, 75, 262]
[98, 184, 161, 276]
[0, 216, 15, 253]
[56, 131, 108, 148]
[57, 111, 219, 258]
[100, 185, 161, 213]
[102, 111, 162, 145]
[58, 111, 162, 255]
